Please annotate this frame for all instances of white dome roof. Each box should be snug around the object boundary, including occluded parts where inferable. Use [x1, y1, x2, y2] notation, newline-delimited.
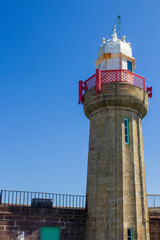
[97, 31, 132, 59]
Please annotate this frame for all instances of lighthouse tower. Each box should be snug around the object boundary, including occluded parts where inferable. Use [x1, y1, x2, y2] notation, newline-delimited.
[79, 23, 150, 239]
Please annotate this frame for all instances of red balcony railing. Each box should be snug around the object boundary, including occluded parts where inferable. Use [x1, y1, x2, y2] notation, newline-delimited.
[78, 69, 145, 104]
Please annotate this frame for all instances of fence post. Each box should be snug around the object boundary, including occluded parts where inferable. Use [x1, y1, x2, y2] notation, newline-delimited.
[96, 69, 101, 94]
[78, 80, 84, 104]
[0, 191, 1, 205]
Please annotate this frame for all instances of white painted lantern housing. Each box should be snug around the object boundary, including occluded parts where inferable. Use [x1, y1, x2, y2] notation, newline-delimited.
[95, 27, 135, 72]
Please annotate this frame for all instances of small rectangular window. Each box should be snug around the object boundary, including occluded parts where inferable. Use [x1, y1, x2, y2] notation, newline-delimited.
[127, 60, 133, 72]
[124, 118, 130, 144]
[127, 228, 133, 240]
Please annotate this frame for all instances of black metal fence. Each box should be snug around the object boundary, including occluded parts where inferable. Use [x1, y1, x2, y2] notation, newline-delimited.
[147, 194, 160, 208]
[0, 190, 158, 209]
[0, 190, 86, 209]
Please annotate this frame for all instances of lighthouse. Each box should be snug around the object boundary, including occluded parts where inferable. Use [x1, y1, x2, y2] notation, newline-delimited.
[79, 21, 150, 239]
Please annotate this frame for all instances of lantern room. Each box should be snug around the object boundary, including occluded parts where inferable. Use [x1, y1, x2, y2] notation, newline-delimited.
[95, 25, 135, 72]
[78, 18, 147, 105]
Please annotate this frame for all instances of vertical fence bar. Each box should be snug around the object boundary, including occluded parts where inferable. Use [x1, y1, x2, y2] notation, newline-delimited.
[73, 195, 74, 208]
[66, 195, 68, 208]
[63, 194, 64, 208]
[56, 194, 57, 207]
[42, 193, 43, 201]
[78, 80, 84, 104]
[52, 194, 54, 208]
[69, 195, 71, 208]
[4, 191, 6, 206]
[45, 193, 47, 208]
[16, 191, 17, 206]
[49, 193, 51, 207]
[27, 192, 29, 206]
[96, 69, 101, 94]
[23, 192, 25, 206]
[0, 191, 1, 205]
[8, 191, 10, 206]
[12, 191, 14, 206]
[20, 192, 22, 206]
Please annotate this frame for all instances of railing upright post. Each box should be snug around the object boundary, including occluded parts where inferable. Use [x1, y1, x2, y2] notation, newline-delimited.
[0, 191, 2, 205]
[96, 69, 101, 94]
[78, 80, 84, 104]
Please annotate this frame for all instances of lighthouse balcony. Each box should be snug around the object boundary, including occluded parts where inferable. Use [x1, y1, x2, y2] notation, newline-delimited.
[78, 69, 145, 104]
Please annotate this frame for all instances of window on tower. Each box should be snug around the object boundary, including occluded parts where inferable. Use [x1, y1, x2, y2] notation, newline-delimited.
[127, 228, 133, 240]
[127, 60, 133, 72]
[124, 118, 130, 144]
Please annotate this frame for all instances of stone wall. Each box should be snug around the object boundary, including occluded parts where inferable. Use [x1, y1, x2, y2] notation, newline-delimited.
[0, 206, 86, 240]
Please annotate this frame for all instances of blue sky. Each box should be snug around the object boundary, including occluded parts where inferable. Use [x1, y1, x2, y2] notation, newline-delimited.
[0, 0, 159, 195]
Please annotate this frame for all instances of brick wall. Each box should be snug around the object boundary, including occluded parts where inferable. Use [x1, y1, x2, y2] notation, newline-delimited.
[0, 206, 160, 240]
[0, 206, 86, 240]
[149, 208, 160, 240]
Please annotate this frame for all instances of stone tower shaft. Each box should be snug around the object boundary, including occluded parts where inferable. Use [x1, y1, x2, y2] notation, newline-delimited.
[83, 82, 150, 239]
[79, 26, 150, 239]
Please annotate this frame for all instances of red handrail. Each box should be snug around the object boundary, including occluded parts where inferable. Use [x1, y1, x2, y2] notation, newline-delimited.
[84, 69, 145, 92]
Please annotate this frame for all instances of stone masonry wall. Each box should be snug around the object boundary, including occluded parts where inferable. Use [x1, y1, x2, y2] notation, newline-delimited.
[84, 83, 149, 240]
[0, 206, 86, 240]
